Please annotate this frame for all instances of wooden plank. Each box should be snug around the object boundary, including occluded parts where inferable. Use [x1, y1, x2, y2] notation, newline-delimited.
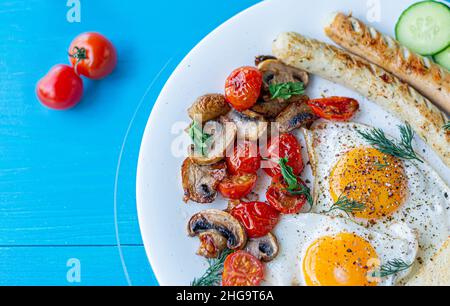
[0, 0, 261, 247]
[0, 245, 156, 286]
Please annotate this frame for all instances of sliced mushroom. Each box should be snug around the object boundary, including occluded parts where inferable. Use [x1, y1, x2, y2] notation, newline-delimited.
[224, 109, 268, 142]
[197, 231, 228, 258]
[275, 97, 318, 133]
[245, 233, 279, 262]
[258, 59, 309, 93]
[188, 210, 247, 254]
[251, 99, 291, 119]
[181, 159, 227, 203]
[189, 120, 237, 165]
[188, 94, 231, 123]
[254, 55, 277, 66]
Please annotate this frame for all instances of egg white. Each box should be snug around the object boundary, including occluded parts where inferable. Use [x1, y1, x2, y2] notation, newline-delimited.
[302, 121, 450, 274]
[262, 213, 418, 286]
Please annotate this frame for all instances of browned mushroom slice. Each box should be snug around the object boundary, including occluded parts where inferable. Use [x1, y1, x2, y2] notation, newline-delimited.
[224, 109, 268, 142]
[181, 159, 227, 204]
[245, 233, 279, 262]
[188, 94, 231, 123]
[255, 55, 277, 66]
[275, 98, 318, 133]
[188, 210, 247, 255]
[251, 99, 291, 119]
[188, 120, 237, 165]
[258, 59, 309, 93]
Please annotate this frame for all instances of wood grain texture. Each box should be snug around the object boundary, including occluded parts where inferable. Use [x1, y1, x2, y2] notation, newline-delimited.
[0, 0, 261, 285]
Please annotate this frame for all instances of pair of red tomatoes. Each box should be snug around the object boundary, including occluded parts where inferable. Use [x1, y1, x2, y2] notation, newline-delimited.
[36, 32, 117, 110]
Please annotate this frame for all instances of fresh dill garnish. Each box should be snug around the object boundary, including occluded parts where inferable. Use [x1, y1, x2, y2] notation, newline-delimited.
[269, 82, 305, 100]
[191, 249, 233, 287]
[279, 158, 313, 206]
[188, 121, 211, 156]
[327, 194, 366, 216]
[357, 123, 423, 163]
[371, 259, 412, 278]
[444, 122, 450, 131]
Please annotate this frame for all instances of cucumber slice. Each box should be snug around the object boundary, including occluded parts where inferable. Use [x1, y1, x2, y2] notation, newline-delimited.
[434, 45, 450, 70]
[396, 1, 450, 56]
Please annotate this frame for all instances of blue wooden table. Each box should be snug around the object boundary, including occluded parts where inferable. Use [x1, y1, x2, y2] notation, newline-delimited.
[0, 0, 260, 286]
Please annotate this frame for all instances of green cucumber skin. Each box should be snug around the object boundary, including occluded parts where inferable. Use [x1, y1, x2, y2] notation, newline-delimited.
[395, 0, 450, 56]
[434, 46, 450, 70]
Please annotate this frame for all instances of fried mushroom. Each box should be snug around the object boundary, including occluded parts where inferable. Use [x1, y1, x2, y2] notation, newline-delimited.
[275, 97, 318, 133]
[188, 210, 247, 256]
[244, 233, 279, 262]
[181, 159, 227, 203]
[224, 109, 268, 142]
[188, 94, 231, 123]
[188, 120, 237, 165]
[258, 59, 309, 92]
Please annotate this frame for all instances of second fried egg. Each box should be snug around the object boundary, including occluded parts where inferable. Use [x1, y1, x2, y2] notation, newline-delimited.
[303, 122, 450, 269]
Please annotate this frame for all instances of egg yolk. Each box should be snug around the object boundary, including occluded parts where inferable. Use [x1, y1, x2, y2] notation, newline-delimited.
[329, 147, 408, 220]
[303, 232, 379, 286]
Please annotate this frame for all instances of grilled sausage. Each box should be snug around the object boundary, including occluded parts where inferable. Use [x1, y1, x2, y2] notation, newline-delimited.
[325, 13, 450, 114]
[273, 32, 449, 167]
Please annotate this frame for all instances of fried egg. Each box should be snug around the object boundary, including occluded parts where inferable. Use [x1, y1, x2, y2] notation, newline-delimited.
[303, 122, 450, 270]
[263, 213, 418, 286]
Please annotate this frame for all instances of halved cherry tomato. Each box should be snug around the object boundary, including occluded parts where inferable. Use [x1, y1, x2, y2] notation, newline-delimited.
[307, 97, 359, 121]
[227, 141, 261, 175]
[266, 175, 308, 214]
[36, 64, 83, 110]
[218, 174, 257, 200]
[230, 201, 279, 238]
[263, 134, 303, 177]
[222, 251, 265, 286]
[225, 66, 262, 111]
[69, 32, 117, 80]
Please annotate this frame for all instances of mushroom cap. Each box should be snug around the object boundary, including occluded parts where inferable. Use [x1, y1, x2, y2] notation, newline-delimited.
[188, 120, 237, 165]
[275, 97, 318, 133]
[245, 233, 279, 262]
[188, 209, 247, 250]
[224, 110, 268, 142]
[181, 159, 227, 204]
[258, 59, 309, 90]
[188, 94, 231, 123]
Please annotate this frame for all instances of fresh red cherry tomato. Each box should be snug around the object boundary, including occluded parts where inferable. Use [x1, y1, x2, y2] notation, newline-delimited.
[225, 66, 262, 111]
[218, 174, 257, 200]
[230, 201, 280, 238]
[69, 32, 117, 80]
[227, 141, 261, 175]
[263, 134, 303, 177]
[266, 175, 309, 214]
[36, 64, 83, 110]
[307, 97, 360, 121]
[222, 251, 265, 287]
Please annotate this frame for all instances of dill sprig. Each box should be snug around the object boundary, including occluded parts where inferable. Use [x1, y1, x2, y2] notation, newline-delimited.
[269, 82, 305, 100]
[279, 158, 313, 206]
[444, 122, 450, 131]
[374, 157, 389, 170]
[191, 249, 233, 287]
[357, 123, 423, 163]
[327, 194, 366, 216]
[371, 259, 412, 278]
[188, 121, 212, 156]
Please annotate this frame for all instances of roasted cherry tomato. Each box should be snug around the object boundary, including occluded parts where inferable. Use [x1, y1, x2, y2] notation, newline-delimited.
[266, 175, 308, 214]
[225, 66, 262, 111]
[307, 97, 360, 121]
[218, 174, 257, 200]
[36, 64, 83, 110]
[69, 32, 117, 80]
[222, 251, 265, 286]
[263, 134, 303, 177]
[230, 201, 280, 238]
[227, 141, 261, 175]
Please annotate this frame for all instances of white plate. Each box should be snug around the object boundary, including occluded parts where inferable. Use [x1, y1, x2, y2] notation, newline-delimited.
[137, 0, 450, 286]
